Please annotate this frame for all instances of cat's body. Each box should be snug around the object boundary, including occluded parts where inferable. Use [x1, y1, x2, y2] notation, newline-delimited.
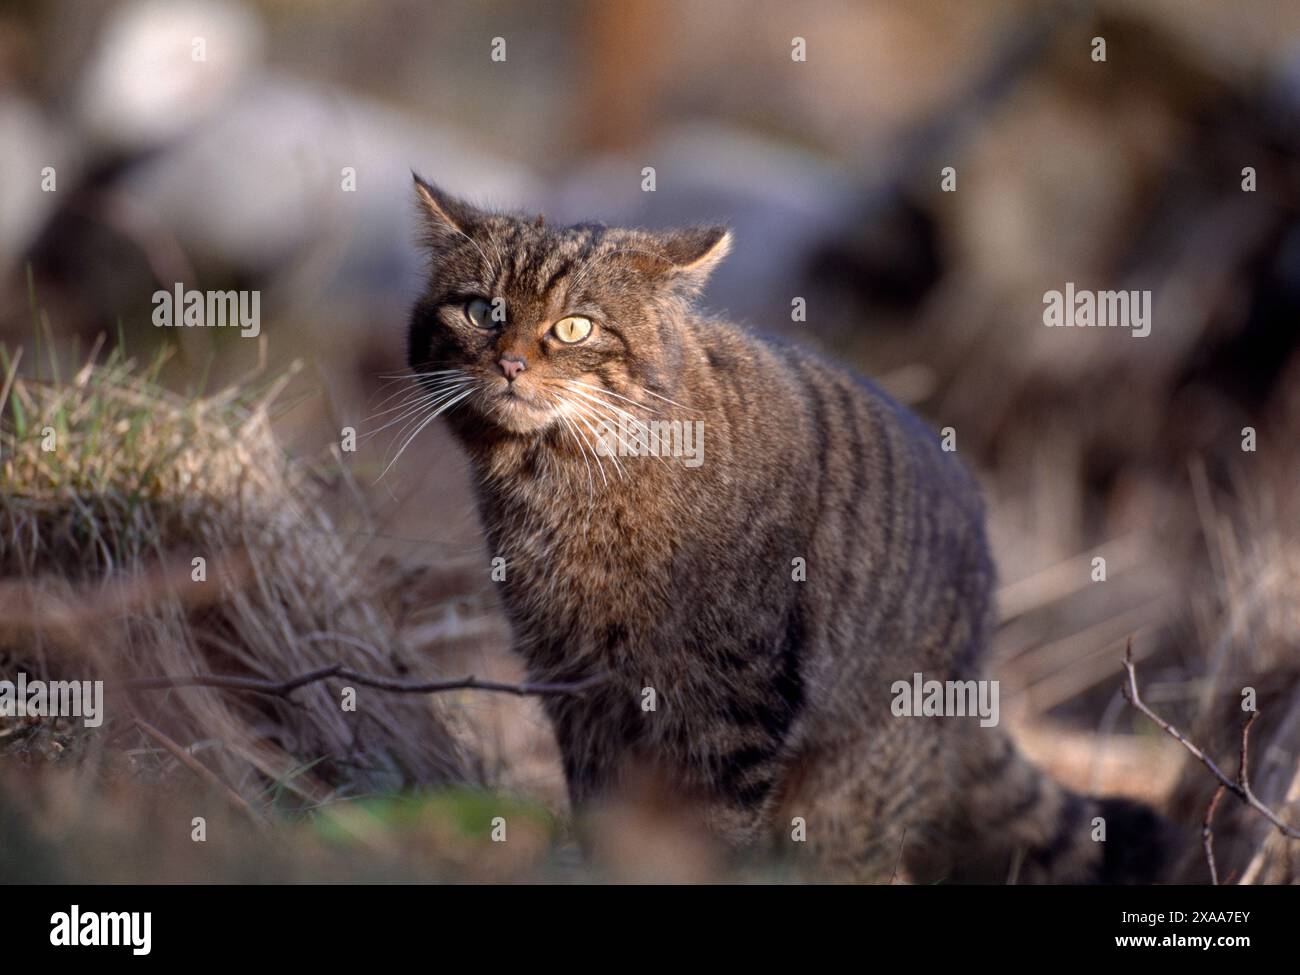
[406, 176, 1175, 882]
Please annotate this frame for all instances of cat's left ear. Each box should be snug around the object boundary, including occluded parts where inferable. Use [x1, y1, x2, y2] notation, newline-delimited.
[412, 172, 483, 242]
[652, 226, 732, 295]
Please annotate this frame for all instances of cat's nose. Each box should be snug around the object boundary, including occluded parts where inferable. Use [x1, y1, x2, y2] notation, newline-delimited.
[498, 356, 527, 382]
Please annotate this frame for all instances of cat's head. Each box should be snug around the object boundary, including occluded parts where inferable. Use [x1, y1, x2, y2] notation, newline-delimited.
[407, 174, 730, 436]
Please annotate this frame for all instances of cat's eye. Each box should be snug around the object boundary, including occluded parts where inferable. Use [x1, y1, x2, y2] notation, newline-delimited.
[464, 297, 495, 329]
[553, 315, 593, 344]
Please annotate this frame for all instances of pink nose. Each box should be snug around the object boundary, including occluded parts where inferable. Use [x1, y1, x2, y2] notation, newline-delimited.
[498, 357, 527, 381]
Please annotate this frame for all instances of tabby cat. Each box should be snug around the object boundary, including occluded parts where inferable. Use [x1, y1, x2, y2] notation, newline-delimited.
[405, 175, 1176, 882]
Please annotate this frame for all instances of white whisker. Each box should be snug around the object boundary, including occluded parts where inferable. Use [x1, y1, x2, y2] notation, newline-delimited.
[638, 385, 695, 412]
[562, 386, 669, 464]
[563, 379, 660, 415]
[565, 399, 628, 479]
[553, 404, 600, 495]
[377, 384, 477, 480]
[380, 387, 470, 450]
[363, 379, 472, 436]
[365, 377, 468, 419]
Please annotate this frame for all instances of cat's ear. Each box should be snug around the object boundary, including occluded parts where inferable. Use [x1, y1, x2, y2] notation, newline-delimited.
[412, 172, 482, 241]
[650, 226, 732, 295]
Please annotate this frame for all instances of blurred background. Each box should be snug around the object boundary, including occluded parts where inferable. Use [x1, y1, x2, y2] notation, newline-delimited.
[1, 0, 1299, 882]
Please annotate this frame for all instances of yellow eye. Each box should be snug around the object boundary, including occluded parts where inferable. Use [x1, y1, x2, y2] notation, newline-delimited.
[553, 315, 593, 344]
[465, 297, 495, 328]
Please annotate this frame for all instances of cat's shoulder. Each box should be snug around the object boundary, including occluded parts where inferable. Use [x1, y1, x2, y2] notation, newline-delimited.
[735, 323, 983, 495]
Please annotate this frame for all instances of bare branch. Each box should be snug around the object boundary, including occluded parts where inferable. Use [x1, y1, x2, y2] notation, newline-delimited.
[132, 717, 266, 827]
[124, 666, 606, 700]
[1121, 638, 1300, 841]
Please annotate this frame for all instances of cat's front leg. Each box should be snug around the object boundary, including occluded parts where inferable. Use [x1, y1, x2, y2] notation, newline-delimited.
[543, 690, 638, 810]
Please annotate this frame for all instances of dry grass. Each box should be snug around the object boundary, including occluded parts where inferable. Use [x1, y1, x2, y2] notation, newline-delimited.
[0, 343, 481, 814]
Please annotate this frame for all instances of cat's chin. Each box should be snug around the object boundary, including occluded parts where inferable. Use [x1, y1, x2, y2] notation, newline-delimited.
[482, 394, 558, 435]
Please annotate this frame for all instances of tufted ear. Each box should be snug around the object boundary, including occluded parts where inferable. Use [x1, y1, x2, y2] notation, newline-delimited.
[411, 172, 484, 242]
[644, 226, 732, 295]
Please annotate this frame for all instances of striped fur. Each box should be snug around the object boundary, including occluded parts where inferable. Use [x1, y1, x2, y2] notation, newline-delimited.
[405, 177, 1176, 882]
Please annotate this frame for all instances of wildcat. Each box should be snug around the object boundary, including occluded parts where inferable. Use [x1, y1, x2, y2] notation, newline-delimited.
[405, 175, 1176, 882]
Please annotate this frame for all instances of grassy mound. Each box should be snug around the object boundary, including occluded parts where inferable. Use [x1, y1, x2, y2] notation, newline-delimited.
[0, 345, 479, 807]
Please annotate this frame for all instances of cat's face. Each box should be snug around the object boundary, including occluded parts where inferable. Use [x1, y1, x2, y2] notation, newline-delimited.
[407, 176, 729, 437]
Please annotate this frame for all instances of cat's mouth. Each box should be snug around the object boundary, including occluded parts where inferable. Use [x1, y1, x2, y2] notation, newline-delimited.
[498, 386, 545, 409]
[486, 385, 557, 432]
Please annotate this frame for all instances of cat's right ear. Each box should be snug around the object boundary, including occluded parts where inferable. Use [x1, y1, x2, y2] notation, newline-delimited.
[412, 173, 480, 242]
[640, 226, 732, 297]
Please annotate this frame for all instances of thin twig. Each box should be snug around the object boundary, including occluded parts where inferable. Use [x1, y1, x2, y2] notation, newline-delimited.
[1121, 638, 1300, 841]
[125, 666, 606, 699]
[1240, 730, 1300, 884]
[1203, 785, 1226, 885]
[132, 717, 265, 827]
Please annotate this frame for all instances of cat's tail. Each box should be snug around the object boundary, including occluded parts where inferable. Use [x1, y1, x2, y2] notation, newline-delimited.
[912, 728, 1184, 884]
